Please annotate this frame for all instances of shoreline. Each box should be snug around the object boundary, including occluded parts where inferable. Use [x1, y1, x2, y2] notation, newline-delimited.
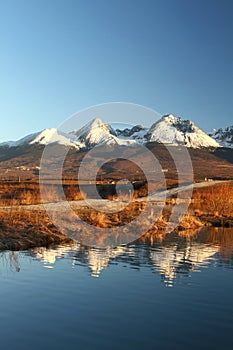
[0, 180, 232, 251]
[0, 204, 232, 252]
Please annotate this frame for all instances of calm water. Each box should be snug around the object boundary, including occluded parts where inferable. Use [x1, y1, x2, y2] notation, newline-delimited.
[0, 227, 233, 350]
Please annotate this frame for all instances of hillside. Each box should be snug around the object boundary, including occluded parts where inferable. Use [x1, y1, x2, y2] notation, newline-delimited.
[0, 142, 233, 183]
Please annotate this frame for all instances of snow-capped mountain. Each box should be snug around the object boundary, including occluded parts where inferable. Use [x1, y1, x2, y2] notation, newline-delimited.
[1, 128, 82, 149]
[0, 132, 39, 148]
[0, 118, 136, 150]
[210, 126, 233, 148]
[0, 115, 224, 149]
[71, 118, 115, 146]
[70, 118, 135, 147]
[115, 125, 148, 142]
[144, 114, 221, 148]
[30, 128, 83, 148]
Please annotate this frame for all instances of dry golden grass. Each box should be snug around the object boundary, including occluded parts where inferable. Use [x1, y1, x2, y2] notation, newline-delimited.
[0, 201, 206, 251]
[192, 182, 233, 217]
[89, 211, 110, 228]
[63, 185, 86, 201]
[0, 207, 71, 250]
[1, 180, 232, 250]
[178, 211, 204, 229]
[0, 182, 87, 206]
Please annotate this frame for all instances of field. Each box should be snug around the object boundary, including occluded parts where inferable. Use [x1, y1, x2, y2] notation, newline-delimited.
[0, 143, 233, 250]
[0, 178, 232, 250]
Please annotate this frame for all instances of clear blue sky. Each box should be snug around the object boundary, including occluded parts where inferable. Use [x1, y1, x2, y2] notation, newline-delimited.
[0, 0, 233, 142]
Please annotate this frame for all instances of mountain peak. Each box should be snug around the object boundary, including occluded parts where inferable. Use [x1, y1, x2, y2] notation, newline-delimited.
[146, 115, 220, 148]
[71, 117, 115, 147]
[88, 117, 105, 127]
[162, 114, 178, 123]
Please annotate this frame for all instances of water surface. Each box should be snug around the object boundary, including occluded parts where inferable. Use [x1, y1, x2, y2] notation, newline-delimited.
[0, 227, 233, 350]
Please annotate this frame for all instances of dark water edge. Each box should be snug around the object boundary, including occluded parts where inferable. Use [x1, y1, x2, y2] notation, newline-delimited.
[0, 227, 233, 350]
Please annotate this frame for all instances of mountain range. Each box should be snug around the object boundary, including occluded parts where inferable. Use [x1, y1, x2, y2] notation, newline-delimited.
[209, 126, 233, 148]
[1, 114, 232, 150]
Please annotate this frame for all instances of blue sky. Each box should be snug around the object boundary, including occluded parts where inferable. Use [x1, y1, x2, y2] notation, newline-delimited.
[0, 0, 233, 142]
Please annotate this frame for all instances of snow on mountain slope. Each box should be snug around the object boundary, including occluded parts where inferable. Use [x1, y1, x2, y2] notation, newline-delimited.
[30, 128, 82, 148]
[1, 129, 82, 149]
[71, 118, 136, 147]
[0, 115, 223, 149]
[115, 125, 148, 142]
[1, 132, 40, 147]
[210, 126, 233, 148]
[145, 114, 221, 148]
[71, 118, 115, 146]
[0, 120, 135, 149]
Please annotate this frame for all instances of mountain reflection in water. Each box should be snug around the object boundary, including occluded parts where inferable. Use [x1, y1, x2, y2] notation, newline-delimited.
[1, 227, 233, 287]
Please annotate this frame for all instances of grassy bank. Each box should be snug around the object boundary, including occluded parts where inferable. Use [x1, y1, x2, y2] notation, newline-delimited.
[0, 181, 232, 251]
[190, 182, 233, 227]
[0, 201, 205, 251]
[0, 208, 71, 250]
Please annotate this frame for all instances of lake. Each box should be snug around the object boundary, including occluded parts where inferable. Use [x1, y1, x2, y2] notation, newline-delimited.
[0, 227, 233, 350]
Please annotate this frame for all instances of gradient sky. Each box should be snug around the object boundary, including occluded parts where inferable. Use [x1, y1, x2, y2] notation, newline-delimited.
[0, 0, 233, 142]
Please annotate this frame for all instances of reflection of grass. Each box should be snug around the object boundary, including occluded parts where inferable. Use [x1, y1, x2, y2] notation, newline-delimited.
[206, 227, 233, 259]
[0, 251, 20, 272]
